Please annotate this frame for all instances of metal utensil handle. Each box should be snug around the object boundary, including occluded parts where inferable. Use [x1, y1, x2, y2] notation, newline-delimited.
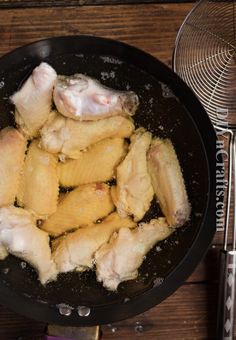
[45, 337, 74, 340]
[45, 325, 100, 340]
[217, 130, 236, 339]
[217, 250, 236, 340]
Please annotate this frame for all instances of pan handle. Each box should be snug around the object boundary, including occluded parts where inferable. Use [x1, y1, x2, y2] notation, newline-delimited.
[45, 325, 100, 340]
[45, 337, 74, 340]
[217, 250, 236, 340]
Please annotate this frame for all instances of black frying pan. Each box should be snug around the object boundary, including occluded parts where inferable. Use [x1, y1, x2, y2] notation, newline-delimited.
[0, 35, 216, 326]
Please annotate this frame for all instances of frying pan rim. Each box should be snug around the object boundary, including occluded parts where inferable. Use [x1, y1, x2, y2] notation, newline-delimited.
[0, 35, 216, 326]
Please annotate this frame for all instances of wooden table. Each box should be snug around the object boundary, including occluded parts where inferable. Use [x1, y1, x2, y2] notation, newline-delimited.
[0, 1, 226, 339]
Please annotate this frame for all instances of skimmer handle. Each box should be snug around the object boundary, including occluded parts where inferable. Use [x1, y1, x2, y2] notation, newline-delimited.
[217, 250, 236, 339]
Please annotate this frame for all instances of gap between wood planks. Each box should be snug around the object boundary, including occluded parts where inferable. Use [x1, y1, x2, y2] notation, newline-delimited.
[0, 0, 196, 10]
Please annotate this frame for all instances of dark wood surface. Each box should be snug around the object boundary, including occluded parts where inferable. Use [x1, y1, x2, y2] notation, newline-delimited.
[0, 2, 227, 339]
[0, 0, 195, 8]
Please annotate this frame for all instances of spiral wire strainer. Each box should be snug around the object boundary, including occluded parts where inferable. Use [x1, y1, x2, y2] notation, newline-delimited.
[173, 1, 236, 339]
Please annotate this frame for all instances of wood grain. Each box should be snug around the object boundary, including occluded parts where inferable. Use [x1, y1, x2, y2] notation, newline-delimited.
[101, 283, 219, 340]
[0, 304, 45, 340]
[186, 245, 219, 283]
[0, 3, 193, 66]
[0, 0, 195, 8]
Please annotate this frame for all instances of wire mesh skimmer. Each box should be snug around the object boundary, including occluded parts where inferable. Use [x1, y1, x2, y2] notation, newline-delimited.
[173, 1, 236, 339]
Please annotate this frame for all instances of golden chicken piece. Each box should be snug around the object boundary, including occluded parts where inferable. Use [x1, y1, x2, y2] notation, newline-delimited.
[147, 138, 191, 227]
[53, 73, 139, 120]
[59, 138, 127, 187]
[0, 127, 26, 207]
[95, 217, 173, 291]
[11, 62, 57, 138]
[17, 140, 59, 219]
[52, 212, 136, 273]
[42, 183, 114, 237]
[40, 112, 134, 159]
[58, 192, 67, 203]
[111, 128, 154, 221]
[0, 206, 57, 284]
[0, 244, 8, 260]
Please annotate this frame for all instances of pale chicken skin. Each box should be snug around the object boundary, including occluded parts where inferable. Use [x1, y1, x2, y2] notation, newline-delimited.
[11, 62, 57, 138]
[17, 140, 59, 219]
[40, 112, 134, 159]
[53, 73, 139, 120]
[52, 212, 136, 273]
[0, 127, 26, 207]
[112, 128, 154, 221]
[95, 217, 173, 291]
[59, 138, 128, 187]
[147, 138, 191, 227]
[41, 183, 114, 237]
[0, 207, 57, 284]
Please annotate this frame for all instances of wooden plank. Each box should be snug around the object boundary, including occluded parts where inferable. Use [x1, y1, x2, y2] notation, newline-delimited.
[186, 245, 219, 283]
[0, 304, 45, 339]
[0, 0, 196, 9]
[101, 283, 220, 340]
[0, 283, 222, 340]
[0, 3, 193, 65]
[214, 230, 225, 245]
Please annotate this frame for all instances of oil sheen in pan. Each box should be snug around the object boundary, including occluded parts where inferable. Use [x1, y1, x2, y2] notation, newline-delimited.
[0, 52, 207, 308]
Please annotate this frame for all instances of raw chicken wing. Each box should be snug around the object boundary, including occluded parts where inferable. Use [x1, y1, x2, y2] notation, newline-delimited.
[0, 127, 26, 207]
[95, 217, 173, 291]
[40, 112, 134, 159]
[53, 73, 139, 120]
[42, 183, 114, 237]
[59, 138, 127, 187]
[112, 128, 154, 221]
[17, 140, 59, 219]
[11, 62, 57, 138]
[147, 138, 191, 227]
[52, 212, 135, 273]
[0, 206, 57, 284]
